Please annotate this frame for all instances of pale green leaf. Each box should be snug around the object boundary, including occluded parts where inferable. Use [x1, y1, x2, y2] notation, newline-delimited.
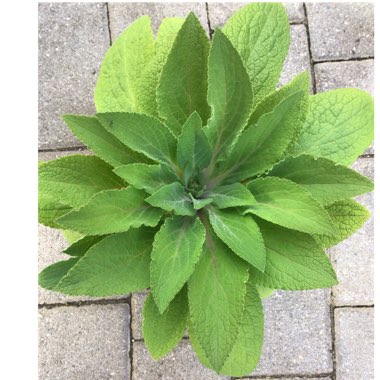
[246, 177, 335, 235]
[62, 230, 84, 244]
[268, 154, 373, 205]
[55, 228, 155, 296]
[39, 258, 80, 290]
[63, 115, 148, 167]
[57, 187, 163, 235]
[251, 219, 337, 290]
[146, 182, 194, 216]
[205, 29, 253, 161]
[188, 232, 249, 371]
[313, 199, 370, 248]
[94, 16, 155, 113]
[157, 13, 210, 134]
[191, 195, 213, 210]
[97, 112, 177, 167]
[208, 208, 266, 271]
[39, 155, 125, 209]
[223, 3, 290, 106]
[143, 288, 188, 360]
[64, 235, 107, 257]
[38, 194, 72, 228]
[288, 89, 374, 165]
[256, 285, 275, 299]
[207, 183, 257, 209]
[114, 163, 177, 194]
[151, 215, 205, 313]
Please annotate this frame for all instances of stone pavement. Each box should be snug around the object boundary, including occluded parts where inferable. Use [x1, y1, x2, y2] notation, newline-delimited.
[38, 3, 374, 379]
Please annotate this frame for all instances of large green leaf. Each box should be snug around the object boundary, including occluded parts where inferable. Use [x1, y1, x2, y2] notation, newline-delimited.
[188, 273, 264, 376]
[219, 91, 305, 184]
[57, 187, 163, 235]
[205, 29, 252, 162]
[146, 182, 194, 216]
[64, 235, 107, 257]
[288, 89, 374, 165]
[137, 17, 184, 116]
[55, 228, 155, 296]
[39, 258, 80, 290]
[150, 215, 205, 313]
[251, 219, 337, 290]
[157, 12, 210, 134]
[268, 154, 373, 205]
[38, 194, 72, 228]
[246, 177, 335, 235]
[223, 3, 290, 107]
[97, 113, 177, 167]
[94, 16, 155, 113]
[207, 183, 257, 209]
[313, 199, 370, 248]
[114, 163, 177, 194]
[143, 288, 188, 360]
[208, 208, 265, 271]
[39, 155, 125, 209]
[63, 115, 148, 167]
[188, 232, 249, 371]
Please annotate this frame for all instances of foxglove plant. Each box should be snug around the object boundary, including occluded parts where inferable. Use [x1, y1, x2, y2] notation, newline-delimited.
[39, 3, 374, 376]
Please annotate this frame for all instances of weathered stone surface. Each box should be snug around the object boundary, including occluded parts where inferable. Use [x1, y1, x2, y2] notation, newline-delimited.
[132, 341, 229, 380]
[108, 2, 208, 40]
[131, 291, 148, 340]
[330, 158, 374, 306]
[207, 3, 304, 29]
[38, 3, 110, 150]
[335, 308, 374, 380]
[251, 290, 333, 376]
[306, 3, 374, 61]
[315, 59, 374, 95]
[39, 304, 131, 379]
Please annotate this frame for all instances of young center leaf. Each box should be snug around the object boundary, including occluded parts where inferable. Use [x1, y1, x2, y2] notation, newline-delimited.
[188, 231, 249, 372]
[150, 215, 205, 313]
[207, 183, 257, 209]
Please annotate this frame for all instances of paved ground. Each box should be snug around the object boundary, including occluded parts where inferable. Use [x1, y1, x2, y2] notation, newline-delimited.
[38, 3, 374, 379]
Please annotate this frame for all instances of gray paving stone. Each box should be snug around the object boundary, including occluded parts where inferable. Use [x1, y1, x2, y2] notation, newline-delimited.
[132, 341, 230, 380]
[315, 59, 374, 95]
[251, 290, 332, 376]
[108, 2, 208, 40]
[39, 304, 131, 380]
[330, 158, 374, 306]
[207, 3, 304, 29]
[335, 308, 374, 380]
[38, 3, 110, 150]
[306, 3, 374, 62]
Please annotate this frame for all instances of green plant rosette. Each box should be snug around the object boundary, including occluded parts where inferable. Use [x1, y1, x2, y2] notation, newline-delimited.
[38, 3, 373, 376]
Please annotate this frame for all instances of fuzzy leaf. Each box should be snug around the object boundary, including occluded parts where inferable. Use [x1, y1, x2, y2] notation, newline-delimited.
[223, 3, 290, 106]
[157, 13, 210, 134]
[114, 163, 177, 194]
[313, 199, 370, 248]
[57, 187, 163, 235]
[64, 235, 107, 257]
[63, 115, 148, 167]
[246, 177, 335, 235]
[208, 208, 266, 271]
[151, 216, 205, 313]
[39, 155, 125, 209]
[97, 113, 177, 167]
[143, 288, 188, 360]
[208, 183, 257, 209]
[38, 194, 72, 228]
[55, 228, 155, 296]
[268, 154, 374, 205]
[94, 16, 155, 113]
[191, 196, 213, 210]
[188, 232, 249, 371]
[205, 29, 253, 160]
[288, 89, 374, 165]
[220, 91, 305, 183]
[251, 219, 337, 290]
[146, 182, 194, 216]
[39, 258, 80, 290]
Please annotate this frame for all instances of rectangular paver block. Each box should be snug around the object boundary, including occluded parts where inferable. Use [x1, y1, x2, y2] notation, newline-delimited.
[39, 304, 131, 380]
[108, 2, 208, 40]
[39, 3, 110, 150]
[132, 340, 230, 380]
[306, 3, 374, 61]
[335, 308, 374, 380]
[330, 158, 374, 306]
